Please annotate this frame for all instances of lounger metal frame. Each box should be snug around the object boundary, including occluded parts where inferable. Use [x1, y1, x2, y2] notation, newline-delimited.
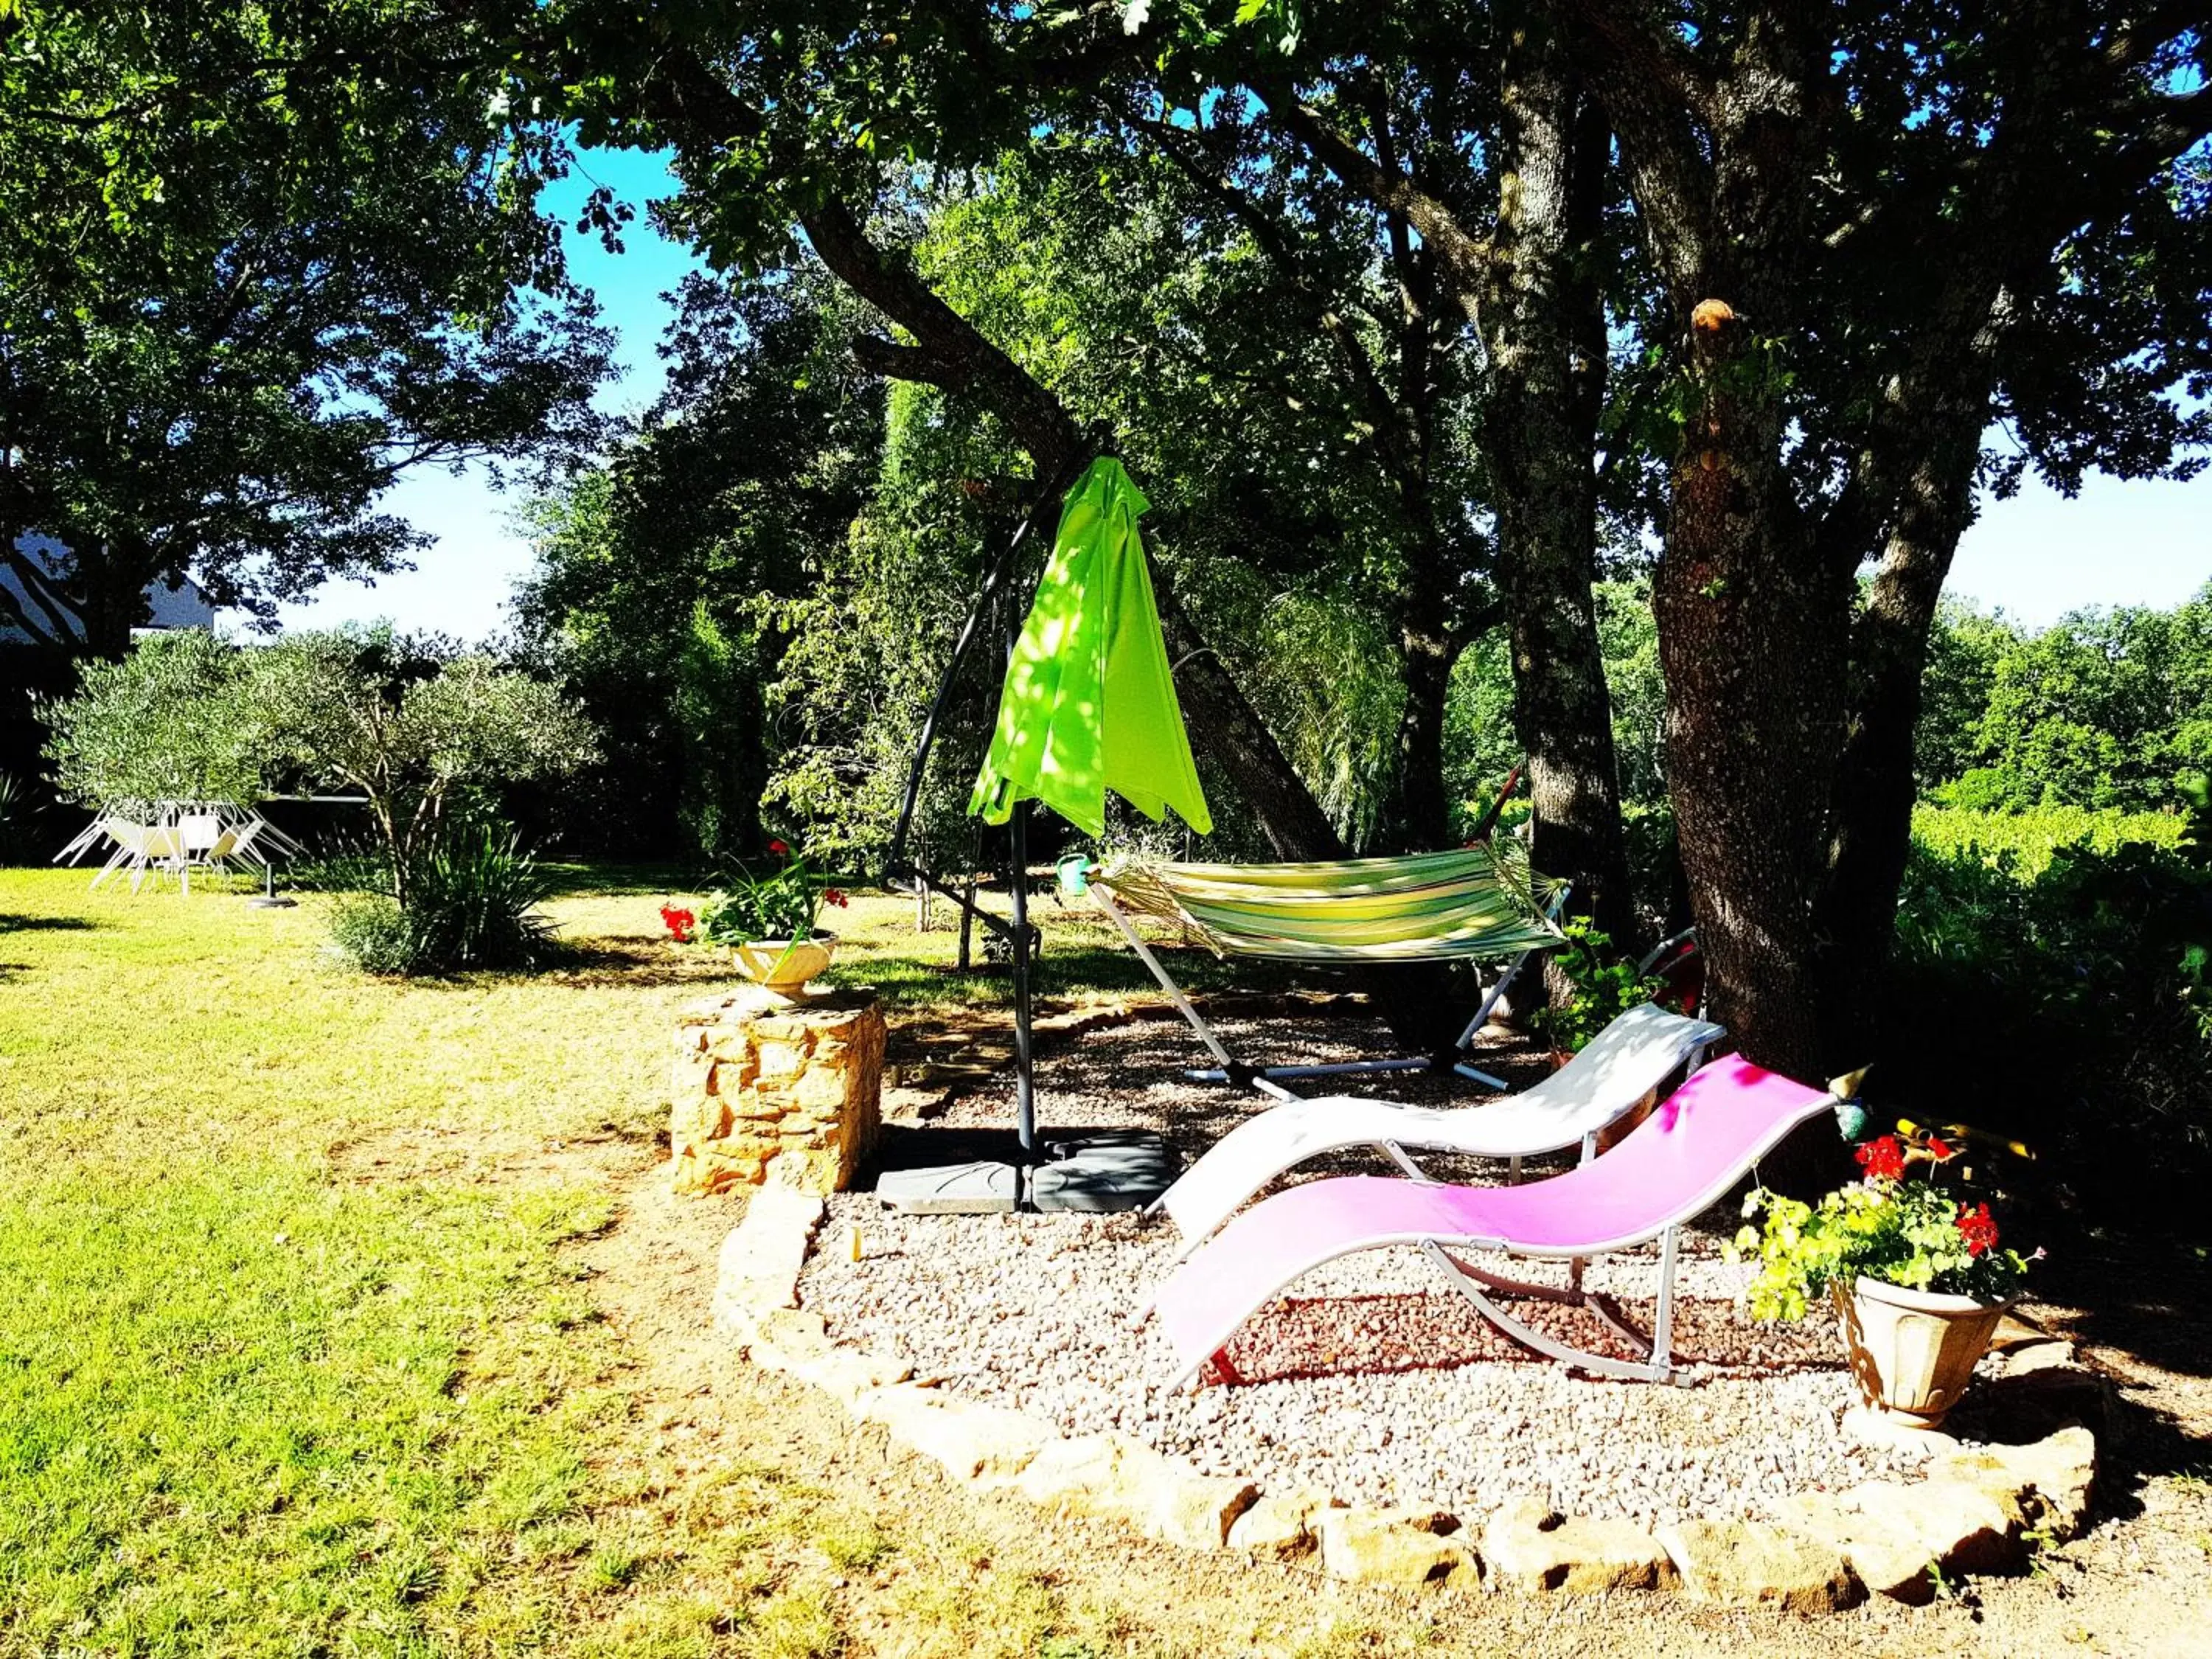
[1090, 881, 1571, 1095]
[1154, 1078, 1843, 1389]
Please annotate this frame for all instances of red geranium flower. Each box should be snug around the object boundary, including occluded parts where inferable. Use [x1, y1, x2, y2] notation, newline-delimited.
[1854, 1134, 1906, 1183]
[768, 838, 790, 856]
[1956, 1202, 2000, 1257]
[824, 888, 849, 908]
[658, 904, 696, 944]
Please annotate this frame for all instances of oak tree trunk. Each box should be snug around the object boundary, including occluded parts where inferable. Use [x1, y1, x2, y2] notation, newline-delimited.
[1484, 22, 1638, 942]
[1385, 558, 1458, 854]
[1812, 413, 1983, 1060]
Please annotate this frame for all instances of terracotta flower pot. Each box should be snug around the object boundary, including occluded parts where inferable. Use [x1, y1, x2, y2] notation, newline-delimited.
[732, 930, 838, 998]
[1832, 1276, 2013, 1430]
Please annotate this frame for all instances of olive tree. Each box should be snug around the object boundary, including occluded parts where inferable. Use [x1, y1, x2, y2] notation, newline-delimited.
[41, 630, 271, 807]
[251, 630, 597, 902]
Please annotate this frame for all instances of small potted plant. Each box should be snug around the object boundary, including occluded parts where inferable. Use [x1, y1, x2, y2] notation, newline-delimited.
[1731, 1127, 2035, 1429]
[1528, 919, 1664, 1068]
[696, 838, 851, 997]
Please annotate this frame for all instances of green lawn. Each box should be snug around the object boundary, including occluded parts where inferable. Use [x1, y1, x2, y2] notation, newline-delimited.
[0, 868, 1349, 1657]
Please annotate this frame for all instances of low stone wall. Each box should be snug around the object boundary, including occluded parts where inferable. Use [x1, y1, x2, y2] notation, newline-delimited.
[670, 988, 886, 1195]
[714, 1191, 2106, 1613]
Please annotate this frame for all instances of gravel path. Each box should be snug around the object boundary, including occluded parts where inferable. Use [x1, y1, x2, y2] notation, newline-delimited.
[801, 1010, 1958, 1528]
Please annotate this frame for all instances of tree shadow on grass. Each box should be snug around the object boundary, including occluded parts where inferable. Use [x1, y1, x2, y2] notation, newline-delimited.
[534, 860, 709, 900]
[2038, 1237, 2212, 1383]
[538, 940, 732, 991]
[0, 914, 97, 932]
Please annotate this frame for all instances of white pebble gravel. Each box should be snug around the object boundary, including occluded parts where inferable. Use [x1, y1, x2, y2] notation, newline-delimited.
[801, 1011, 1955, 1527]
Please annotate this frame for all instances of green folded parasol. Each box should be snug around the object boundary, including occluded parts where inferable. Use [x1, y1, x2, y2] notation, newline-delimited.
[970, 457, 1211, 838]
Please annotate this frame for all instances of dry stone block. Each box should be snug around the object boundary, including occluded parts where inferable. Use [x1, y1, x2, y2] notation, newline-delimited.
[1658, 1518, 1859, 1613]
[751, 1307, 832, 1358]
[1778, 1478, 2026, 1610]
[771, 1345, 913, 1405]
[670, 1047, 715, 1100]
[1774, 1475, 2020, 1605]
[714, 1188, 824, 1320]
[1484, 1500, 1677, 1594]
[1772, 1492, 1930, 1604]
[1317, 1506, 1478, 1589]
[1990, 1312, 2053, 1351]
[669, 991, 886, 1195]
[1930, 1425, 2097, 1541]
[855, 1385, 1056, 1488]
[1017, 1433, 1257, 1551]
[1228, 1487, 1336, 1561]
[1997, 1339, 2079, 1377]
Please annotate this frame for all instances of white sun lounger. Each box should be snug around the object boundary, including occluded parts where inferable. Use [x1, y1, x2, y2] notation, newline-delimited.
[1150, 1001, 1725, 1256]
[1150, 1055, 1838, 1387]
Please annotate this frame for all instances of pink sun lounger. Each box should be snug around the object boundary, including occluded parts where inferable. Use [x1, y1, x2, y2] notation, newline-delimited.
[1150, 1055, 1837, 1386]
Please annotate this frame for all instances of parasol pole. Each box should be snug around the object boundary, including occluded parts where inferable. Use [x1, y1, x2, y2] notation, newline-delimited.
[1010, 800, 1036, 1155]
[1002, 596, 1038, 1155]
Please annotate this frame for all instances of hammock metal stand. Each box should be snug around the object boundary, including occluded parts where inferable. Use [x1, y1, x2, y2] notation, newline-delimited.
[1087, 877, 1568, 1096]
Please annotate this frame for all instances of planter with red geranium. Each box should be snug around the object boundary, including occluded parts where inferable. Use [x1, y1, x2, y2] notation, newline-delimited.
[695, 839, 852, 999]
[1729, 1127, 2035, 1430]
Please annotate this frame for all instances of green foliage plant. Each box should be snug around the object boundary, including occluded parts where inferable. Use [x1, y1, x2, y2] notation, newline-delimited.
[252, 628, 596, 906]
[39, 630, 271, 806]
[1527, 918, 1664, 1054]
[399, 822, 557, 972]
[1892, 788, 2212, 1206]
[1730, 1131, 2034, 1321]
[327, 821, 554, 976]
[326, 893, 423, 976]
[0, 1, 612, 650]
[698, 840, 849, 947]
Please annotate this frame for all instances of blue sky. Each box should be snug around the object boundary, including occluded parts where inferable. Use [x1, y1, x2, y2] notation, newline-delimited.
[258, 148, 2212, 642]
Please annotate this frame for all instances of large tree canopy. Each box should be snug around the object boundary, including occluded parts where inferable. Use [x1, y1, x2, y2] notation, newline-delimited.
[17, 0, 2208, 1136]
[0, 1, 614, 653]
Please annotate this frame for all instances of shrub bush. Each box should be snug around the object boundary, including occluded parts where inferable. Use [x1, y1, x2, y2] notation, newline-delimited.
[327, 895, 424, 975]
[324, 823, 554, 975]
[1888, 797, 2212, 1228]
[403, 824, 554, 971]
[1911, 801, 2189, 879]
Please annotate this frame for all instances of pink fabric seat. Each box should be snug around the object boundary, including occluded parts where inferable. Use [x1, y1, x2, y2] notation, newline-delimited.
[1151, 1056, 1835, 1386]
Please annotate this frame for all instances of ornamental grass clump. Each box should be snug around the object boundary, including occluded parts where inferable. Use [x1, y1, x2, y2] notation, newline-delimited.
[1731, 1127, 2035, 1321]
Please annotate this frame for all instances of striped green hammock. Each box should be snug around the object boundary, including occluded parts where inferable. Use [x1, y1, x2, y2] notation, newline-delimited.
[1092, 841, 1563, 964]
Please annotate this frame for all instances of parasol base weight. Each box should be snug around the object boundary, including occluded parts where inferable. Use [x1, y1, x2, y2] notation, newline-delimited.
[876, 1160, 1021, 1214]
[1030, 1130, 1175, 1213]
[872, 1130, 1175, 1214]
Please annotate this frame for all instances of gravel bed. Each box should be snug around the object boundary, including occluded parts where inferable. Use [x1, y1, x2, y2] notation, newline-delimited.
[801, 1011, 1963, 1528]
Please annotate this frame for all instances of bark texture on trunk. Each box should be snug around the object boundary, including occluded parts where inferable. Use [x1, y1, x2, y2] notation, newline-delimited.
[1484, 15, 1638, 943]
[1568, 5, 1850, 1092]
[1810, 327, 1998, 1058]
[1385, 554, 1458, 854]
[1256, 41, 1641, 910]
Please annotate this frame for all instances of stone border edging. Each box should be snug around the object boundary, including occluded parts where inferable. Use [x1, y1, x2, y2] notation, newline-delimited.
[712, 1187, 2104, 1611]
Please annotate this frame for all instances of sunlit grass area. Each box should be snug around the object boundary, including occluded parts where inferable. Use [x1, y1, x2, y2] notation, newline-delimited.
[0, 866, 1407, 1656]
